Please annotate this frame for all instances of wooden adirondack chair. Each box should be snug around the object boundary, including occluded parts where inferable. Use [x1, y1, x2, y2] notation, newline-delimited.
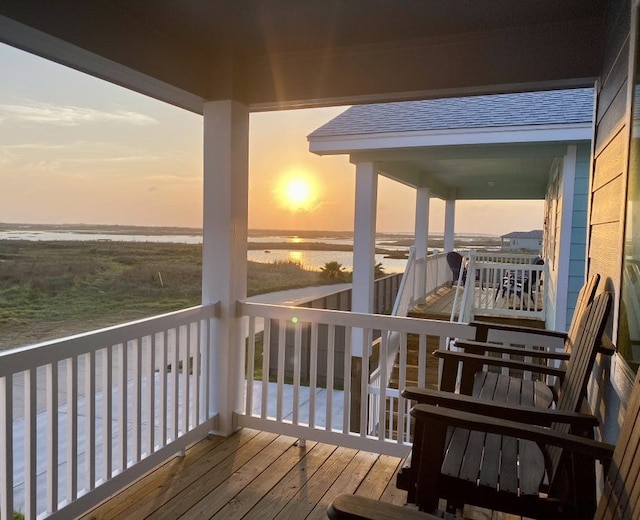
[401, 292, 612, 518]
[329, 292, 640, 520]
[441, 274, 603, 405]
[397, 285, 611, 503]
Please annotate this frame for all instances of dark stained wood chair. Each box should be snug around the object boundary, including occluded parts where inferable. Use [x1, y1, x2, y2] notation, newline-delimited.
[436, 274, 607, 406]
[328, 293, 640, 520]
[397, 281, 610, 504]
[401, 292, 612, 518]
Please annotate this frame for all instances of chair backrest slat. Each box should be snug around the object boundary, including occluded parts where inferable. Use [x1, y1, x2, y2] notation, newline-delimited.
[551, 274, 600, 398]
[596, 371, 640, 519]
[566, 274, 601, 353]
[547, 292, 611, 486]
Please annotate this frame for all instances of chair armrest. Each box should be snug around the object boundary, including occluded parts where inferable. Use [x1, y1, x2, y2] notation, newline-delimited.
[411, 404, 614, 462]
[402, 387, 599, 429]
[435, 349, 566, 378]
[328, 494, 440, 520]
[450, 339, 571, 360]
[471, 320, 568, 341]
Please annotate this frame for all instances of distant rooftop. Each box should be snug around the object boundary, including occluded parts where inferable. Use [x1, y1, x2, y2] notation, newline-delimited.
[501, 230, 544, 239]
[309, 88, 593, 138]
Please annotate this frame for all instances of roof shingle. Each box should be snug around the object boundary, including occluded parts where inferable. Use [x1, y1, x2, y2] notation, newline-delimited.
[309, 89, 593, 138]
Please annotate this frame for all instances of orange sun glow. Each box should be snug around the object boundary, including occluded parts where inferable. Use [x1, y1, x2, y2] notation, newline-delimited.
[277, 174, 318, 212]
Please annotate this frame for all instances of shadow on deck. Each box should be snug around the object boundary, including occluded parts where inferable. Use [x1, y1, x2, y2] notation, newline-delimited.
[80, 428, 530, 520]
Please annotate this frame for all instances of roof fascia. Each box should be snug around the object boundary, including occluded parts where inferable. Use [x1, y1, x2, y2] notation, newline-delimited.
[309, 122, 592, 155]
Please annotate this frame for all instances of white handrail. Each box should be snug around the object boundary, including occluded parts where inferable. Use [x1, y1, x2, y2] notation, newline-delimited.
[239, 301, 476, 456]
[0, 304, 218, 520]
[450, 252, 546, 323]
[391, 246, 417, 317]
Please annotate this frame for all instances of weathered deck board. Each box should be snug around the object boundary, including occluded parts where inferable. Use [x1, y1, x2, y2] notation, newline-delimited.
[79, 430, 405, 520]
[80, 428, 530, 520]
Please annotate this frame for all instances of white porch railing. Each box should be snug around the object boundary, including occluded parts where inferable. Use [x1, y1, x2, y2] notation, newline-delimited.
[239, 301, 476, 458]
[453, 252, 547, 322]
[372, 249, 452, 437]
[473, 252, 539, 264]
[391, 246, 417, 317]
[391, 248, 452, 318]
[423, 251, 452, 297]
[0, 304, 218, 520]
[1, 258, 470, 518]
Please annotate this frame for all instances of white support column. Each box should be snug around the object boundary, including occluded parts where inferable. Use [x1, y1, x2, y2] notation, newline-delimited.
[555, 144, 577, 331]
[414, 187, 431, 295]
[444, 199, 456, 252]
[202, 100, 249, 435]
[352, 161, 378, 356]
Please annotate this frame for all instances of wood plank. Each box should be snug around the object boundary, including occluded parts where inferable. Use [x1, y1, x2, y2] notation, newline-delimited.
[593, 128, 626, 191]
[456, 429, 483, 481]
[77, 432, 229, 520]
[595, 80, 628, 154]
[591, 175, 624, 225]
[177, 434, 300, 519]
[210, 439, 321, 520]
[305, 451, 380, 520]
[78, 428, 522, 520]
[272, 446, 358, 520]
[498, 380, 521, 494]
[378, 458, 409, 506]
[125, 430, 278, 519]
[241, 441, 338, 519]
[80, 428, 261, 520]
[355, 455, 404, 500]
[589, 222, 623, 288]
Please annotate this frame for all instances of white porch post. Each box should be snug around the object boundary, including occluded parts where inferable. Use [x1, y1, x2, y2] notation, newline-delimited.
[415, 187, 430, 296]
[555, 144, 577, 331]
[202, 100, 249, 436]
[444, 199, 456, 252]
[350, 161, 378, 433]
[352, 161, 378, 353]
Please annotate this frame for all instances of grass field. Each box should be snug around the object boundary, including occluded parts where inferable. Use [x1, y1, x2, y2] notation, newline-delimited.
[0, 240, 341, 350]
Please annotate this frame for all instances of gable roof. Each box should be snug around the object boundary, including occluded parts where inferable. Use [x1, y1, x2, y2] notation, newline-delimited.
[309, 89, 593, 138]
[307, 89, 593, 200]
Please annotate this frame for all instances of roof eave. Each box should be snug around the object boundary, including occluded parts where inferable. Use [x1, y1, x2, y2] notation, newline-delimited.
[308, 122, 593, 155]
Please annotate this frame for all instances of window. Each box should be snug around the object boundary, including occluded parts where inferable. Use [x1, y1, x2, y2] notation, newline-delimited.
[619, 11, 640, 371]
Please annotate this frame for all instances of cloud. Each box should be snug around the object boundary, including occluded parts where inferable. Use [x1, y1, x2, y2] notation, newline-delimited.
[0, 101, 157, 126]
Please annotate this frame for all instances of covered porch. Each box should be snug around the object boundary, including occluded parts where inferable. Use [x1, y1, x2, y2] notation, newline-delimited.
[0, 2, 628, 520]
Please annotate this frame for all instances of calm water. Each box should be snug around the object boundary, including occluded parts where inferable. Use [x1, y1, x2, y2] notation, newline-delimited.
[0, 230, 409, 273]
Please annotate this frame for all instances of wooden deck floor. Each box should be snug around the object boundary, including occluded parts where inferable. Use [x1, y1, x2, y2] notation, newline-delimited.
[78, 428, 406, 520]
[80, 428, 528, 520]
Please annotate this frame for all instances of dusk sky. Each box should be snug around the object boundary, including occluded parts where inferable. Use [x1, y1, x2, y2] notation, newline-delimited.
[0, 43, 543, 235]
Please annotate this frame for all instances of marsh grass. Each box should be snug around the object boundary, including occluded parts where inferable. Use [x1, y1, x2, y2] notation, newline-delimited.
[0, 241, 334, 349]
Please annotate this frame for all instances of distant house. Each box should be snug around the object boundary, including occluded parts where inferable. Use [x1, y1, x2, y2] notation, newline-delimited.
[500, 230, 543, 251]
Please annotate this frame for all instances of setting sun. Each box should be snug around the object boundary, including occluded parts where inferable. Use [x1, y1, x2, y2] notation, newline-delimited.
[286, 179, 311, 206]
[276, 172, 319, 212]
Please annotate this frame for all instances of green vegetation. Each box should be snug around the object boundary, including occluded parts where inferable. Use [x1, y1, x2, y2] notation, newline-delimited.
[319, 261, 348, 280]
[0, 241, 337, 350]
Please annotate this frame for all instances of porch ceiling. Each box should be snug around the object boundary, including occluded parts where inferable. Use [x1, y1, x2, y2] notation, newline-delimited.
[0, 1, 609, 112]
[353, 142, 580, 200]
[372, 144, 561, 200]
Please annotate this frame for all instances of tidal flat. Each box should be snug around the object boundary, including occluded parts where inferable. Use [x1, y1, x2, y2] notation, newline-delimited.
[0, 240, 338, 350]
